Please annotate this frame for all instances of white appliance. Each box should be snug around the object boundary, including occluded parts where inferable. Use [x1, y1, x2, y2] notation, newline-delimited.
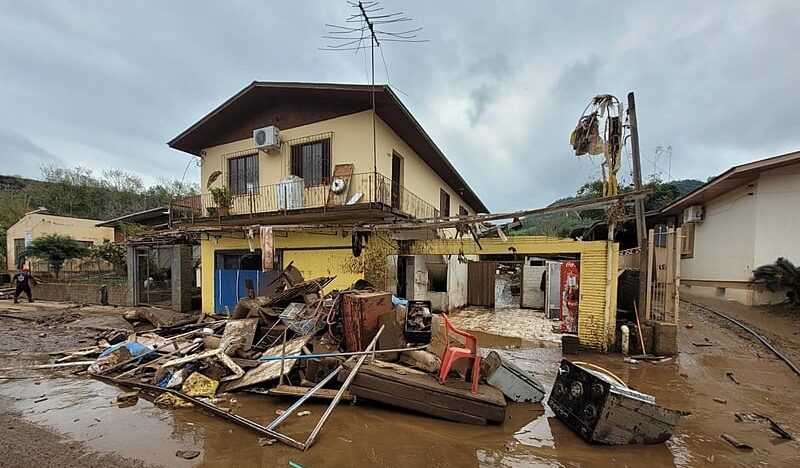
[277, 176, 304, 210]
[683, 205, 704, 223]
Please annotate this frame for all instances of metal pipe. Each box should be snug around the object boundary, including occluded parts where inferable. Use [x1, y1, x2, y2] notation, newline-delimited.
[304, 325, 384, 449]
[266, 364, 343, 431]
[682, 299, 800, 379]
[258, 345, 427, 362]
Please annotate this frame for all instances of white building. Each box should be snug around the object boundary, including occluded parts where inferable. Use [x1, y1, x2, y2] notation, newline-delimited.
[661, 150, 800, 306]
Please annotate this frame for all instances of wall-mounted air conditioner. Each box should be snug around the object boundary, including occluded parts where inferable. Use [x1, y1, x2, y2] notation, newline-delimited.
[253, 126, 280, 151]
[683, 205, 704, 223]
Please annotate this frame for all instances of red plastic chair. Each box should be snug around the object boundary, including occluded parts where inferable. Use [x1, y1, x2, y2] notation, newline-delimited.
[437, 313, 481, 394]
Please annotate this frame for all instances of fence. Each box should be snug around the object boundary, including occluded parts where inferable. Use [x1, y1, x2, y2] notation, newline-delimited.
[28, 259, 125, 284]
[170, 171, 439, 224]
[644, 227, 682, 323]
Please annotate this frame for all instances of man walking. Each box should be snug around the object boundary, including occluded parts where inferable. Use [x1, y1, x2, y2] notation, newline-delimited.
[12, 267, 36, 303]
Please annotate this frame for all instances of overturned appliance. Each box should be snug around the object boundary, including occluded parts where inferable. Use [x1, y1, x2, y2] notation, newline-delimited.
[548, 360, 685, 445]
[482, 351, 545, 403]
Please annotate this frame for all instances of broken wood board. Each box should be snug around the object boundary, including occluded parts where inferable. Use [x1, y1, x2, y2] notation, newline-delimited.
[129, 307, 193, 328]
[161, 348, 244, 382]
[326, 163, 354, 207]
[267, 385, 354, 402]
[339, 361, 506, 425]
[223, 318, 259, 349]
[221, 337, 308, 392]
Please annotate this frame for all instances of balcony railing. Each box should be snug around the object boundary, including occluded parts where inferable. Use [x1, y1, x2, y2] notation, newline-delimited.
[170, 171, 439, 224]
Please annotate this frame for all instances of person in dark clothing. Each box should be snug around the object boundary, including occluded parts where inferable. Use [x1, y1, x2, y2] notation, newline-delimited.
[12, 267, 36, 303]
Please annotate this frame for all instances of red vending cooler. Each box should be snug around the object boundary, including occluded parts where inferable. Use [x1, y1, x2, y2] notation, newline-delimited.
[560, 260, 580, 333]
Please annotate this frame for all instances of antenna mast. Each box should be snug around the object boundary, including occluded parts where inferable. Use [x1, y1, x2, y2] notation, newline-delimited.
[322, 1, 427, 176]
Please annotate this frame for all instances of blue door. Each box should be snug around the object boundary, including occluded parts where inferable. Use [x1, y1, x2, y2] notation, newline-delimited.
[214, 269, 265, 314]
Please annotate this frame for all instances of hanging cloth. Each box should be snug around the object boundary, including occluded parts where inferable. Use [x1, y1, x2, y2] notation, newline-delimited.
[260, 226, 274, 271]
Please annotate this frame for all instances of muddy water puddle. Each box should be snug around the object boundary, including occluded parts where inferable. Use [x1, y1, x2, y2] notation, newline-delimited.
[1, 345, 799, 466]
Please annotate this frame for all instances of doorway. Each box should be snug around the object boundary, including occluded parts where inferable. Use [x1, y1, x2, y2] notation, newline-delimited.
[391, 152, 402, 209]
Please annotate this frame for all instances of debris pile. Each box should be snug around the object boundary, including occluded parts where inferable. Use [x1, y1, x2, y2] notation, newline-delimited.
[22, 262, 695, 451]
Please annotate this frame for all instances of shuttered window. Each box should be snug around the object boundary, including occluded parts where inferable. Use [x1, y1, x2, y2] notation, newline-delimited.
[291, 139, 331, 186]
[459, 205, 469, 216]
[228, 154, 259, 195]
[440, 189, 450, 217]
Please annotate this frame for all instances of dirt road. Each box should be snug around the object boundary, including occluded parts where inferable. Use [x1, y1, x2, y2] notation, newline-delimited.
[1, 299, 799, 467]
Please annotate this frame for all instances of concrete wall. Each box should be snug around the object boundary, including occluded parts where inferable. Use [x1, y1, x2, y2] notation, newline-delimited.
[199, 111, 478, 217]
[31, 282, 133, 306]
[681, 183, 757, 283]
[6, 214, 114, 271]
[753, 165, 800, 267]
[679, 162, 800, 306]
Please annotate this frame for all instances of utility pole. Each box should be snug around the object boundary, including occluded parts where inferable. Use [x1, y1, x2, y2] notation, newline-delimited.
[627, 91, 649, 313]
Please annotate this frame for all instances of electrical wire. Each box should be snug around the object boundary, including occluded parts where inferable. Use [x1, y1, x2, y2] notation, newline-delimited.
[572, 361, 629, 388]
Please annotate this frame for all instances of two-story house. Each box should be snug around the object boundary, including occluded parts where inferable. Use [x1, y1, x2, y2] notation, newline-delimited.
[167, 82, 488, 314]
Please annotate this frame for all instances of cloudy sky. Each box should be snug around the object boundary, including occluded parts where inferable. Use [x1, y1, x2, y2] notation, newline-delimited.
[1, 1, 798, 211]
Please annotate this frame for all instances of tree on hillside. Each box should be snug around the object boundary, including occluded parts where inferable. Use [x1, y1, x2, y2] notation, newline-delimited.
[23, 234, 91, 278]
[91, 239, 127, 273]
[752, 257, 800, 307]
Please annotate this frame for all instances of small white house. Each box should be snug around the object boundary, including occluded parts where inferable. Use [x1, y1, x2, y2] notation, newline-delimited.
[661, 150, 800, 306]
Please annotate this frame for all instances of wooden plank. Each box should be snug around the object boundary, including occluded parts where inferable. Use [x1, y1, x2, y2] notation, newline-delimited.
[221, 337, 307, 391]
[349, 385, 487, 425]
[343, 362, 506, 407]
[326, 164, 354, 207]
[674, 227, 682, 324]
[645, 229, 655, 320]
[665, 228, 675, 322]
[346, 372, 505, 422]
[267, 385, 354, 401]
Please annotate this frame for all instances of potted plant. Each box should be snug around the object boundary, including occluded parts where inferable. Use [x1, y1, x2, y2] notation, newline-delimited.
[209, 186, 233, 217]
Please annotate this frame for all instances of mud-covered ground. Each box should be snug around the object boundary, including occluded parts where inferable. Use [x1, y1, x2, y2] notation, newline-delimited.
[1, 298, 799, 467]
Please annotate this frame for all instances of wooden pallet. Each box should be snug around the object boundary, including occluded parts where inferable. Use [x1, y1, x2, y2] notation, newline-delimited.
[340, 361, 506, 425]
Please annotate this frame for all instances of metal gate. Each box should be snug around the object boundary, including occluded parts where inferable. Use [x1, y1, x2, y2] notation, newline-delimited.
[468, 261, 496, 307]
[134, 247, 173, 308]
[644, 227, 682, 323]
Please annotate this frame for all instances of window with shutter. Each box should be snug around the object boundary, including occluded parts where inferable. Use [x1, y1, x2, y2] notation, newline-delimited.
[290, 139, 331, 186]
[228, 154, 259, 195]
[440, 189, 450, 217]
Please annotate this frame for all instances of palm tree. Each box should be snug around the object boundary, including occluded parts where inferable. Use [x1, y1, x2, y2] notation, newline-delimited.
[751, 257, 800, 307]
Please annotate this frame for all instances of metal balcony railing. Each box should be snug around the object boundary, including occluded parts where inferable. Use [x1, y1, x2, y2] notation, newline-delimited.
[170, 171, 439, 224]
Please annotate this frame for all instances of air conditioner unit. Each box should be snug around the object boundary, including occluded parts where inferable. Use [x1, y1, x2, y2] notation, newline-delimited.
[683, 205, 704, 223]
[253, 126, 280, 151]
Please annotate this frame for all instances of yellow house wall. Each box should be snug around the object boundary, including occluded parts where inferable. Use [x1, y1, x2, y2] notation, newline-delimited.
[406, 236, 619, 351]
[6, 214, 114, 271]
[199, 110, 478, 217]
[200, 231, 364, 313]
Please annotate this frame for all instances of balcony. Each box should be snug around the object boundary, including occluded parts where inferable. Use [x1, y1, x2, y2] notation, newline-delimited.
[170, 171, 439, 226]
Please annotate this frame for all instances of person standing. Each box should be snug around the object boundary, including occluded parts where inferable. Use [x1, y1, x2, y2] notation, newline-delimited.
[12, 267, 36, 303]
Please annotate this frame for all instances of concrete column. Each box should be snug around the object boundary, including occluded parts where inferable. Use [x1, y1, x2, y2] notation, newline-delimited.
[171, 244, 194, 312]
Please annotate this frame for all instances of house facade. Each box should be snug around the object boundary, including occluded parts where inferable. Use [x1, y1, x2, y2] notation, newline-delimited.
[167, 82, 487, 314]
[6, 213, 114, 271]
[661, 150, 800, 305]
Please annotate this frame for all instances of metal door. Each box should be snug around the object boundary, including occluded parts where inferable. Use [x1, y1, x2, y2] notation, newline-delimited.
[468, 261, 496, 307]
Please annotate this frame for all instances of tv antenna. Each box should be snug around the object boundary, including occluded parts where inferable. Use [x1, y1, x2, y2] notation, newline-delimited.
[322, 1, 427, 175]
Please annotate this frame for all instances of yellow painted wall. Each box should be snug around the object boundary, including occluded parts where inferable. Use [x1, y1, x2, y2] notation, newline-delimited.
[199, 110, 478, 217]
[200, 231, 363, 313]
[406, 236, 619, 351]
[6, 214, 114, 271]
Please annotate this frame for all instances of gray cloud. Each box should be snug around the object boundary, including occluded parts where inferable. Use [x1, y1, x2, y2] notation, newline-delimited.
[0, 0, 798, 211]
